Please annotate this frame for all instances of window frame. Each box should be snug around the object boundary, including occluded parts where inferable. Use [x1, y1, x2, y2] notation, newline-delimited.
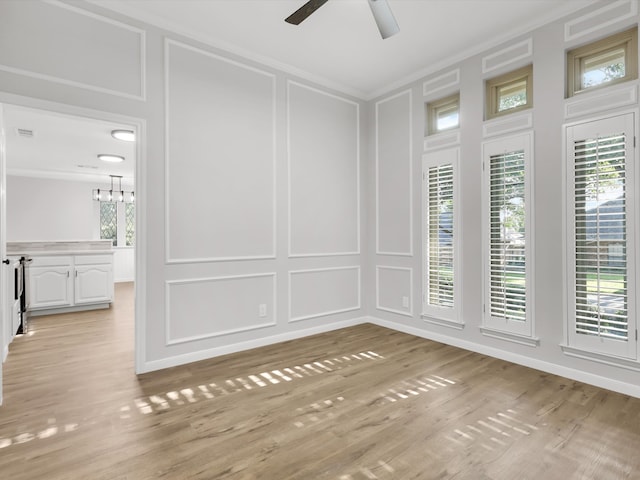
[97, 200, 135, 248]
[566, 27, 638, 98]
[485, 65, 533, 120]
[564, 111, 637, 360]
[426, 93, 460, 136]
[421, 147, 461, 327]
[481, 131, 535, 342]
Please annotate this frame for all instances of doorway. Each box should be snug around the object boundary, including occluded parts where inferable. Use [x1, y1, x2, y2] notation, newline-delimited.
[0, 101, 143, 404]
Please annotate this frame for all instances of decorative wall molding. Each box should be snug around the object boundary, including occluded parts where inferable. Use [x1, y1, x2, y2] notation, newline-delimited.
[0, 0, 146, 100]
[165, 273, 277, 346]
[376, 266, 413, 317]
[483, 111, 533, 138]
[423, 69, 460, 98]
[288, 266, 361, 322]
[164, 39, 277, 264]
[287, 80, 361, 258]
[424, 129, 461, 151]
[375, 89, 414, 256]
[482, 38, 533, 74]
[564, 83, 638, 119]
[565, 0, 637, 42]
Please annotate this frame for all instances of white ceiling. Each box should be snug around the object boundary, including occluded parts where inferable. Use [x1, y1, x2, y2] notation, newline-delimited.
[3, 105, 136, 185]
[91, 0, 597, 99]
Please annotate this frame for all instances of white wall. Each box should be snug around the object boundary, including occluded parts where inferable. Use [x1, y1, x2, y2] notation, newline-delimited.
[6, 175, 97, 242]
[369, 1, 640, 397]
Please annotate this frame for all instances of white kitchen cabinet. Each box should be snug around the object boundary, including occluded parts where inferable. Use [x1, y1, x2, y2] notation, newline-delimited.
[74, 264, 113, 305]
[29, 264, 73, 309]
[28, 253, 113, 314]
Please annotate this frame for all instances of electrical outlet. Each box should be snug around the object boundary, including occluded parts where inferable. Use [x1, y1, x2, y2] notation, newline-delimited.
[402, 296, 409, 308]
[259, 304, 267, 318]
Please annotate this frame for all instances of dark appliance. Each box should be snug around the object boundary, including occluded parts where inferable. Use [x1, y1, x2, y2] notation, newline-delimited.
[16, 256, 30, 334]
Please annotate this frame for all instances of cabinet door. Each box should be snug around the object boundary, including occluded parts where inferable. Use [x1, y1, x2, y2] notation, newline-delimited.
[29, 266, 73, 309]
[74, 265, 113, 305]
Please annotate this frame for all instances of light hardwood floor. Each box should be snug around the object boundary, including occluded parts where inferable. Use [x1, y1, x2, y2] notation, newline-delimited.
[1, 282, 640, 479]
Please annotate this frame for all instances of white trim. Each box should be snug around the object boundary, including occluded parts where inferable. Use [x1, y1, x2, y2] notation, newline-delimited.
[482, 38, 533, 74]
[375, 89, 413, 257]
[367, 316, 640, 399]
[421, 315, 465, 330]
[375, 265, 414, 317]
[164, 39, 277, 264]
[140, 316, 368, 374]
[0, 0, 147, 101]
[286, 80, 361, 258]
[483, 112, 533, 138]
[424, 130, 461, 152]
[564, 82, 638, 120]
[288, 266, 361, 323]
[165, 272, 277, 346]
[564, 0, 638, 42]
[561, 344, 640, 372]
[481, 130, 536, 339]
[422, 69, 460, 98]
[480, 326, 540, 347]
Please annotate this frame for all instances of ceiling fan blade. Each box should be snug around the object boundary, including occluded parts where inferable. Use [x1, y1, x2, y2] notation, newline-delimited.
[285, 0, 330, 25]
[367, 0, 400, 39]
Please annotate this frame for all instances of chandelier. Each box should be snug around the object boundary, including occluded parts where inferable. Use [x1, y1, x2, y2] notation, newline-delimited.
[93, 175, 135, 203]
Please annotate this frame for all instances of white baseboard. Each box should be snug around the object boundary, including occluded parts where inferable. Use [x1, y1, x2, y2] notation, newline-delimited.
[139, 316, 369, 374]
[366, 315, 640, 399]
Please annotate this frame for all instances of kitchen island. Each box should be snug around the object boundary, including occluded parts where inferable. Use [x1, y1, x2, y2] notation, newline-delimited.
[7, 241, 114, 316]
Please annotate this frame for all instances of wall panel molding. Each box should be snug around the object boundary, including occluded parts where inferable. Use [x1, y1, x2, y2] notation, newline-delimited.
[164, 39, 277, 264]
[376, 89, 413, 256]
[376, 266, 413, 317]
[165, 273, 277, 346]
[564, 83, 638, 119]
[423, 69, 460, 98]
[287, 80, 361, 258]
[565, 0, 637, 42]
[0, 0, 146, 100]
[289, 266, 361, 322]
[482, 38, 533, 74]
[483, 111, 533, 138]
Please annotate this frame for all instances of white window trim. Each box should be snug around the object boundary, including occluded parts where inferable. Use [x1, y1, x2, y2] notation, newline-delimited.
[481, 131, 536, 342]
[421, 147, 462, 327]
[562, 110, 638, 362]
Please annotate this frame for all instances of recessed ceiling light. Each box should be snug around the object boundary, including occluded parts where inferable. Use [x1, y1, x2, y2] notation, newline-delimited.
[111, 129, 135, 142]
[98, 154, 125, 163]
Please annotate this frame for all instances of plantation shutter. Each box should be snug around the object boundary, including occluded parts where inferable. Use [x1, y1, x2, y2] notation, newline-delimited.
[488, 150, 526, 322]
[427, 163, 454, 308]
[566, 113, 636, 359]
[422, 147, 459, 324]
[574, 134, 628, 339]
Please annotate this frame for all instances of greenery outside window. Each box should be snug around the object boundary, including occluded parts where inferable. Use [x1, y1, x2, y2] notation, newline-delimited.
[485, 65, 533, 120]
[566, 27, 638, 98]
[426, 93, 460, 135]
[99, 201, 135, 247]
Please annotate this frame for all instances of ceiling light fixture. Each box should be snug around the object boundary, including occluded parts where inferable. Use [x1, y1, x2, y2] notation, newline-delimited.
[111, 129, 135, 142]
[98, 154, 125, 163]
[93, 175, 135, 203]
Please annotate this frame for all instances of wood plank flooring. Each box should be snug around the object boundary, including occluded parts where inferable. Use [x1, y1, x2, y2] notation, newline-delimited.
[1, 282, 640, 479]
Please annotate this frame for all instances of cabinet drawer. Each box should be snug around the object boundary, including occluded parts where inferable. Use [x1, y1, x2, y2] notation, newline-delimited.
[74, 255, 113, 265]
[30, 256, 73, 267]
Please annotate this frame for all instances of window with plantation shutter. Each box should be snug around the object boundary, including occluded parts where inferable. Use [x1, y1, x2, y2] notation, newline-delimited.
[565, 113, 637, 359]
[482, 132, 534, 341]
[422, 147, 460, 325]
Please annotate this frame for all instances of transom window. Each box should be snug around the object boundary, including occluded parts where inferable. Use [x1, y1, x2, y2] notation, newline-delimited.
[566, 27, 638, 97]
[426, 93, 460, 135]
[485, 65, 533, 120]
